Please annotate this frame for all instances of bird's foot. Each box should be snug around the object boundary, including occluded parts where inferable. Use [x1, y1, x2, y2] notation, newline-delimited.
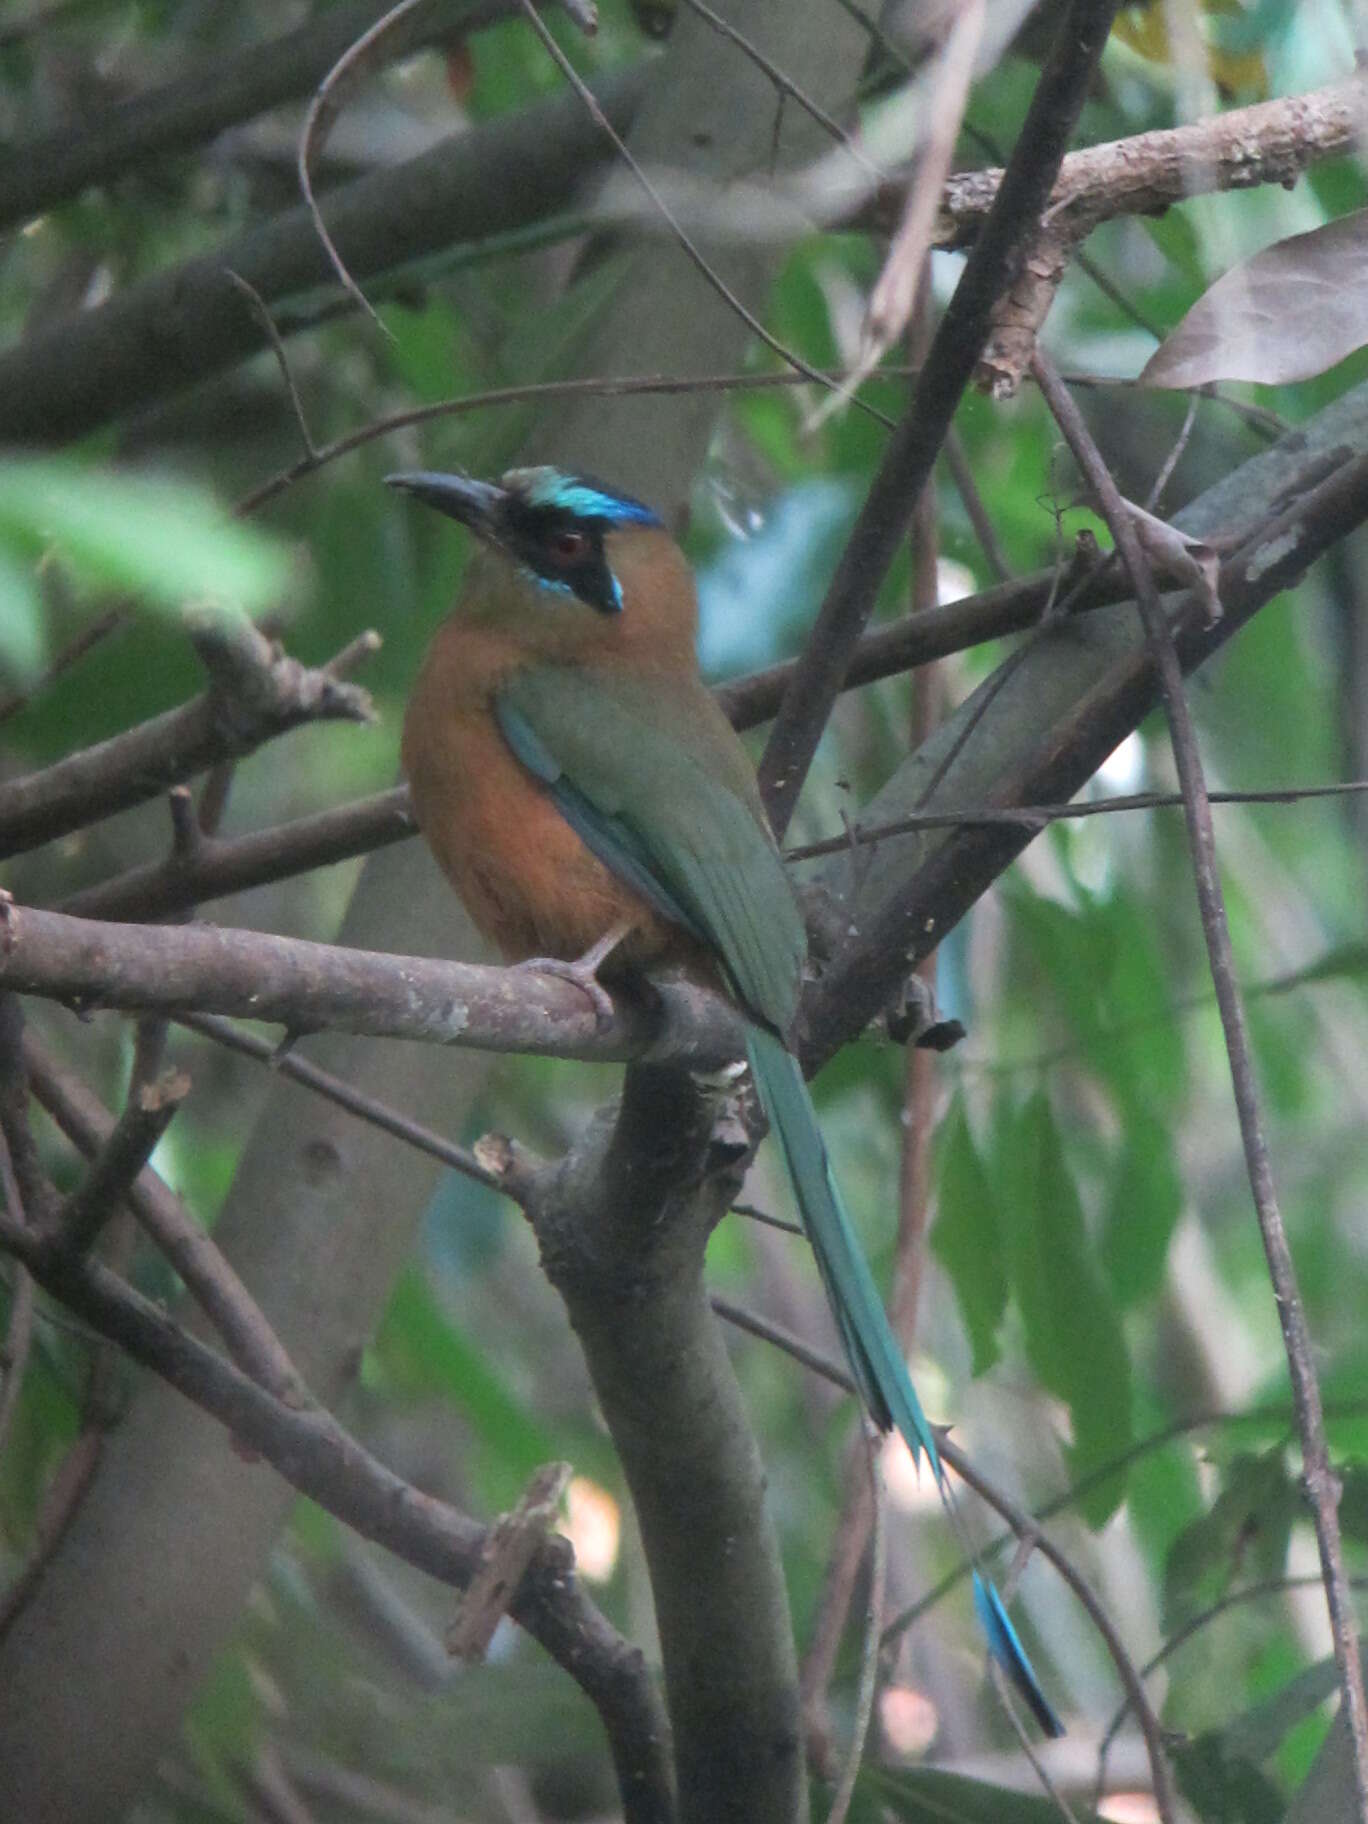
[515, 921, 633, 1033]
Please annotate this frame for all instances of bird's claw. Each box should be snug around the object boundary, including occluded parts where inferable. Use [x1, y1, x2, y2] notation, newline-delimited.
[516, 922, 632, 1033]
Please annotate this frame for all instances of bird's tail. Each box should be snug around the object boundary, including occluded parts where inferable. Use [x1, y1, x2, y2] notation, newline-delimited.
[745, 1026, 1064, 1739]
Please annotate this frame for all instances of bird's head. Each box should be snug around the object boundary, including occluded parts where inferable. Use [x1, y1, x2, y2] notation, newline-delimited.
[386, 463, 696, 642]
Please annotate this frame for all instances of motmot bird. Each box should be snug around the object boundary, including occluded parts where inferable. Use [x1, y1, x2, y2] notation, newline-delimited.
[390, 463, 1063, 1737]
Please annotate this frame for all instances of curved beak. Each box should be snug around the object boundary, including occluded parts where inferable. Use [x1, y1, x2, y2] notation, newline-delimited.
[385, 471, 505, 540]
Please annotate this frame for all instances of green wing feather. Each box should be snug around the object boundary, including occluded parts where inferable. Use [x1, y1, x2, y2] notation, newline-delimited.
[497, 666, 804, 1032]
[495, 664, 1063, 1737]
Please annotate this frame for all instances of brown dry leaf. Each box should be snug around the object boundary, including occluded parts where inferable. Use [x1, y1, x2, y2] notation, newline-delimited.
[1141, 208, 1368, 389]
[1121, 495, 1223, 624]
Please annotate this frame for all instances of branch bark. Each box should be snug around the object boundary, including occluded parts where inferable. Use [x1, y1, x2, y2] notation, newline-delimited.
[493, 1065, 803, 1824]
[0, 69, 644, 445]
[0, 0, 543, 234]
[0, 904, 745, 1067]
[757, 0, 1120, 837]
[0, 616, 374, 861]
[0, 1206, 676, 1823]
[800, 383, 1368, 1065]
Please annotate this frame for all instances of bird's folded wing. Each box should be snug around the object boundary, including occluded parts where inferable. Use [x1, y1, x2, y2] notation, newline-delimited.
[495, 665, 804, 1033]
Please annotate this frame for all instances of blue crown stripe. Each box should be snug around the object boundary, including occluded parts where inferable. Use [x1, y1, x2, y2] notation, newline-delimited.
[518, 468, 662, 527]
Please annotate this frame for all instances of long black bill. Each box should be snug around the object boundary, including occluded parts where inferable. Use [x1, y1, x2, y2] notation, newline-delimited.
[384, 471, 506, 537]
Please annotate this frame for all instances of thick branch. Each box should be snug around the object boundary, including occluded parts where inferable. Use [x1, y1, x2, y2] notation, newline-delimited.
[919, 70, 1368, 250]
[758, 0, 1120, 835]
[498, 1065, 801, 1824]
[0, 1214, 674, 1823]
[0, 0, 534, 234]
[800, 389, 1368, 1066]
[0, 618, 373, 862]
[0, 904, 745, 1067]
[59, 786, 416, 924]
[0, 69, 644, 445]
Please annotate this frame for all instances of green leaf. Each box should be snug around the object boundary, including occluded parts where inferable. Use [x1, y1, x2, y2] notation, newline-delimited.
[1338, 1462, 1368, 1543]
[0, 457, 290, 616]
[931, 1096, 1007, 1374]
[182, 1647, 258, 1821]
[1162, 1449, 1299, 1630]
[1288, 1709, 1360, 1824]
[0, 539, 44, 681]
[1224, 1656, 1344, 1763]
[998, 1095, 1133, 1525]
[858, 1763, 1104, 1822]
[1174, 1730, 1285, 1824]
[369, 1265, 579, 1508]
[1100, 1106, 1184, 1307]
[1008, 886, 1185, 1118]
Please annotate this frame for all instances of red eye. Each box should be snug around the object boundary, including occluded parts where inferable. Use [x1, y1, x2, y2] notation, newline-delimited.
[550, 529, 588, 562]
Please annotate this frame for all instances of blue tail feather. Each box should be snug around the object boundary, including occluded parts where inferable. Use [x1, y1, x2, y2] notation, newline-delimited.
[973, 1574, 1065, 1738]
[745, 1026, 1062, 1737]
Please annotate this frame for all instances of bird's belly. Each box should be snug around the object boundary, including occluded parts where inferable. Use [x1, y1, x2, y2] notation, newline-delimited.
[404, 709, 671, 965]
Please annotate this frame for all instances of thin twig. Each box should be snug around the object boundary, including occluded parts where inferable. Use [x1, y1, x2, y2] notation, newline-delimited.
[23, 1031, 302, 1399]
[1095, 1572, 1368, 1802]
[825, 1427, 886, 1824]
[1032, 347, 1368, 1822]
[806, 0, 984, 429]
[513, 0, 890, 427]
[678, 0, 881, 178]
[225, 270, 319, 459]
[58, 1068, 190, 1254]
[730, 1199, 802, 1238]
[0, 605, 129, 726]
[989, 1658, 1083, 1824]
[179, 1013, 495, 1188]
[885, 1394, 1368, 1649]
[296, 0, 426, 339]
[944, 427, 1012, 582]
[709, 1290, 1176, 1815]
[0, 1121, 34, 1459]
[939, 1435, 1174, 1823]
[1146, 391, 1200, 513]
[230, 362, 1261, 521]
[0, 1421, 103, 1645]
[783, 779, 1368, 858]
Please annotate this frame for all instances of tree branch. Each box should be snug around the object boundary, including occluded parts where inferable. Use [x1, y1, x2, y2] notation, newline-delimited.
[57, 1067, 190, 1255]
[0, 617, 374, 861]
[0, 904, 744, 1067]
[800, 406, 1368, 1066]
[918, 70, 1368, 249]
[58, 786, 416, 924]
[1030, 348, 1368, 1821]
[757, 0, 1120, 836]
[0, 68, 645, 444]
[485, 1064, 802, 1824]
[0, 1211, 675, 1822]
[0, 0, 548, 234]
[21, 1028, 301, 1398]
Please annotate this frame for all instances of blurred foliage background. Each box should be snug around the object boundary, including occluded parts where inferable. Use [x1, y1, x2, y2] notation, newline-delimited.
[2, 1, 1367, 1820]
